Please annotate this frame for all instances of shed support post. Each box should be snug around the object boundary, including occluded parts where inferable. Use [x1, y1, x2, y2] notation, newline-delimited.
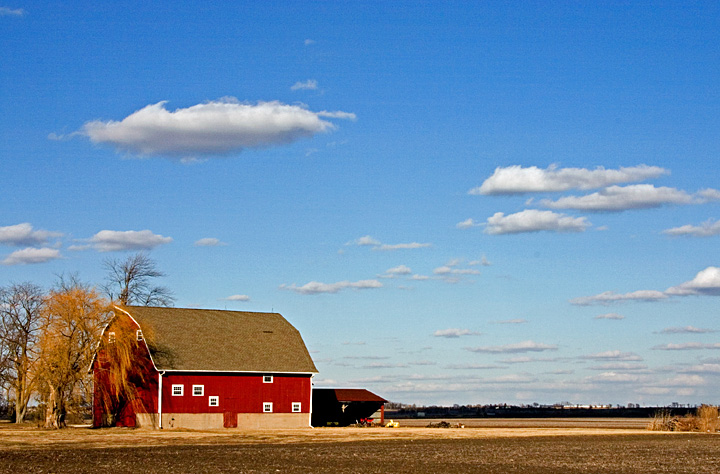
[380, 404, 385, 425]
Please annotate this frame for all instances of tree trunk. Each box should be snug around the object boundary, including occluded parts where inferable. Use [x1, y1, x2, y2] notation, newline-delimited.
[44, 385, 66, 429]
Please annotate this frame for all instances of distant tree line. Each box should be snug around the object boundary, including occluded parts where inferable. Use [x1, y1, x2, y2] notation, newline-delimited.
[0, 253, 172, 428]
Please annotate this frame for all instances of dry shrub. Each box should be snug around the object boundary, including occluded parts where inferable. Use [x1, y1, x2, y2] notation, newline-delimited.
[647, 405, 720, 432]
[697, 405, 720, 432]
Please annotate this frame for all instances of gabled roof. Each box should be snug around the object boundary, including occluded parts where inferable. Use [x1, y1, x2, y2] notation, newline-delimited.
[116, 306, 317, 374]
[316, 388, 387, 403]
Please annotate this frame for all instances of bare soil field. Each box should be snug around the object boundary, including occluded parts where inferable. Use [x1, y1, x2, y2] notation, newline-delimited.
[0, 420, 718, 473]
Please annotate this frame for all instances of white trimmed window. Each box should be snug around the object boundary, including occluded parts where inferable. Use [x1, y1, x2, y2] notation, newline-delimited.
[136, 330, 143, 341]
[172, 384, 184, 396]
[263, 375, 273, 383]
[292, 402, 301, 413]
[263, 402, 273, 413]
[192, 385, 204, 396]
[108, 332, 116, 343]
[209, 396, 219, 407]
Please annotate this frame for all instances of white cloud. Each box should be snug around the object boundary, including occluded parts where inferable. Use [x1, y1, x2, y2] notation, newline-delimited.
[586, 372, 643, 383]
[350, 235, 431, 251]
[571, 290, 668, 306]
[194, 237, 226, 247]
[466, 340, 557, 353]
[659, 326, 716, 334]
[471, 164, 667, 195]
[2, 247, 61, 265]
[589, 362, 648, 371]
[663, 219, 720, 237]
[376, 242, 431, 251]
[0, 223, 62, 247]
[665, 266, 720, 296]
[540, 185, 706, 212]
[456, 218, 479, 229]
[492, 319, 528, 324]
[581, 351, 643, 361]
[290, 79, 318, 91]
[304, 38, 316, 46]
[81, 99, 354, 158]
[468, 255, 492, 266]
[223, 294, 250, 302]
[653, 342, 720, 351]
[0, 7, 24, 16]
[280, 279, 382, 295]
[678, 364, 720, 374]
[89, 230, 172, 252]
[433, 328, 481, 338]
[594, 313, 625, 320]
[381, 265, 412, 278]
[432, 266, 480, 276]
[484, 209, 590, 234]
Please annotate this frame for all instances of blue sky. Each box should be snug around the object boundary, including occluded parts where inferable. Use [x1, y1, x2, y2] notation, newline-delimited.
[2, 1, 720, 406]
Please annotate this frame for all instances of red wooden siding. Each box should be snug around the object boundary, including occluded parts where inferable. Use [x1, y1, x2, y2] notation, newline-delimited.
[161, 373, 312, 414]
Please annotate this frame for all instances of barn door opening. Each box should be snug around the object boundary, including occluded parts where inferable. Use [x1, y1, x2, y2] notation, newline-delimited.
[223, 411, 237, 428]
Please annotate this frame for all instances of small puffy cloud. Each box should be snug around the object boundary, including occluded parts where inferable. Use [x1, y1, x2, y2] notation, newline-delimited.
[485, 209, 590, 235]
[492, 319, 528, 324]
[90, 230, 172, 252]
[350, 235, 431, 251]
[589, 362, 648, 371]
[354, 235, 381, 246]
[433, 328, 481, 338]
[223, 294, 250, 302]
[456, 218, 479, 229]
[665, 266, 720, 296]
[540, 185, 704, 212]
[0, 7, 24, 16]
[466, 340, 557, 354]
[653, 342, 720, 351]
[659, 326, 716, 334]
[581, 351, 643, 361]
[81, 99, 355, 158]
[468, 255, 492, 266]
[2, 247, 61, 265]
[663, 219, 720, 237]
[304, 38, 316, 46]
[380, 265, 412, 278]
[291, 79, 318, 91]
[471, 164, 667, 195]
[571, 290, 667, 306]
[0, 223, 62, 247]
[280, 279, 382, 295]
[594, 313, 625, 320]
[194, 237, 226, 247]
[432, 266, 480, 276]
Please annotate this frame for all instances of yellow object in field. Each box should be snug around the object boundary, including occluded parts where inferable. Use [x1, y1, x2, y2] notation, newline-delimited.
[385, 420, 399, 428]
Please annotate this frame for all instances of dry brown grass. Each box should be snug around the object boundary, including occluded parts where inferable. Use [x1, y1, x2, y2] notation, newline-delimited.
[647, 405, 720, 432]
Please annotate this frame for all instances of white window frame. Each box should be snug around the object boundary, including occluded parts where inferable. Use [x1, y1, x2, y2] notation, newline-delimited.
[192, 385, 204, 396]
[136, 330, 143, 341]
[292, 402, 301, 413]
[209, 396, 219, 407]
[263, 375, 273, 383]
[172, 384, 184, 396]
[263, 402, 273, 413]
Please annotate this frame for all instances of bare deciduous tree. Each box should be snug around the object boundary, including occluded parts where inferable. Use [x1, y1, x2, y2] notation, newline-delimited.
[102, 253, 174, 307]
[0, 282, 44, 423]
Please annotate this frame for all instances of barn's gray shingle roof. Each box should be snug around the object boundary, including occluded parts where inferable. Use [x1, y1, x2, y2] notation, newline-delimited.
[118, 306, 317, 374]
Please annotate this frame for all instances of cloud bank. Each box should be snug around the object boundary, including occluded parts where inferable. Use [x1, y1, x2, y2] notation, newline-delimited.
[484, 210, 590, 234]
[280, 279, 382, 295]
[82, 99, 355, 158]
[540, 185, 715, 212]
[89, 230, 173, 252]
[472, 164, 666, 195]
[0, 223, 62, 247]
[2, 247, 61, 265]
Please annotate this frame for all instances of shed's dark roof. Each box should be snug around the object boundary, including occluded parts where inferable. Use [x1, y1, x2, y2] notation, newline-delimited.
[316, 388, 387, 403]
[117, 306, 317, 374]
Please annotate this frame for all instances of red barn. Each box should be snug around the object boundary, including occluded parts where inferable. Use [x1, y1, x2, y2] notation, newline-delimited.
[92, 306, 318, 429]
